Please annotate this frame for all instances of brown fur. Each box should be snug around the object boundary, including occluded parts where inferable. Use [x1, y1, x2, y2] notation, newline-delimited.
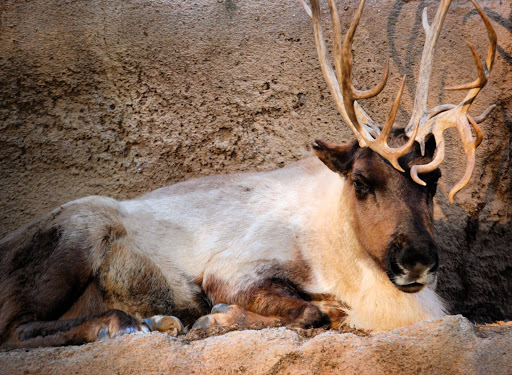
[200, 271, 327, 328]
[6, 309, 142, 349]
[95, 239, 206, 326]
[194, 295, 347, 331]
[0, 207, 93, 345]
[0, 197, 208, 348]
[197, 253, 321, 325]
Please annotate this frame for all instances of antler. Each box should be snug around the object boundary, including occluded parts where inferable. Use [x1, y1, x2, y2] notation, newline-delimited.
[404, 0, 497, 203]
[302, 0, 417, 172]
[300, 0, 497, 202]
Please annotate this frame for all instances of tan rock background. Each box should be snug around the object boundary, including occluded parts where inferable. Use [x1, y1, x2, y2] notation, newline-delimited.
[0, 0, 511, 327]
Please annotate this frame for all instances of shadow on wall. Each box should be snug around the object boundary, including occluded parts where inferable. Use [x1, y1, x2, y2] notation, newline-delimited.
[464, 4, 512, 66]
[435, 98, 511, 323]
[436, 217, 512, 323]
[435, 102, 511, 323]
[387, 1, 512, 113]
[387, 2, 512, 91]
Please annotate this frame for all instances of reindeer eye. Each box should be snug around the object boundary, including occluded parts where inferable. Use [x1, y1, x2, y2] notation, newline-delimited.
[352, 178, 370, 198]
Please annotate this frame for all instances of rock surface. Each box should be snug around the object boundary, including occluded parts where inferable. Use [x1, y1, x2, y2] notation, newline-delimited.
[0, 316, 511, 374]
[0, 0, 511, 326]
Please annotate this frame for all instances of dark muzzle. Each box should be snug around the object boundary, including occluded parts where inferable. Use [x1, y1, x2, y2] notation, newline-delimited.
[386, 234, 439, 293]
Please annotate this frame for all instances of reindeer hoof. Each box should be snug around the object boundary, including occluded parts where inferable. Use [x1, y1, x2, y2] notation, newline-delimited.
[191, 304, 239, 329]
[192, 305, 283, 331]
[211, 303, 232, 314]
[191, 315, 213, 330]
[98, 325, 140, 340]
[98, 326, 109, 340]
[96, 310, 142, 340]
[192, 304, 242, 330]
[143, 315, 184, 336]
[288, 304, 327, 329]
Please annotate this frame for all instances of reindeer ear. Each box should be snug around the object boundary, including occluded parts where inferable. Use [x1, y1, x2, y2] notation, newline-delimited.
[312, 139, 359, 175]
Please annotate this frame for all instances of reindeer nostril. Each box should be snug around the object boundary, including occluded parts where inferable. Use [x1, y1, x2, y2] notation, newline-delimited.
[395, 245, 438, 272]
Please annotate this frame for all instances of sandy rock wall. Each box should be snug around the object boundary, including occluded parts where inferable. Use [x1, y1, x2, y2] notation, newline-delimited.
[0, 0, 511, 322]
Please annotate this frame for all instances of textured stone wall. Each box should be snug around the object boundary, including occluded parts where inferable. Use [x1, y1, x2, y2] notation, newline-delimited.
[0, 0, 511, 322]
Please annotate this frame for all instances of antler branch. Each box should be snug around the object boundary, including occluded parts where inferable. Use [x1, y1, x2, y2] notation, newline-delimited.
[406, 0, 497, 202]
[305, 0, 380, 146]
[307, 0, 419, 171]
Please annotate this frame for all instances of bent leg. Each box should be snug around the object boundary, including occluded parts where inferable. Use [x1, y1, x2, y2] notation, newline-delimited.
[192, 298, 349, 331]
[3, 310, 185, 349]
[201, 277, 329, 329]
[192, 304, 282, 330]
[3, 310, 143, 349]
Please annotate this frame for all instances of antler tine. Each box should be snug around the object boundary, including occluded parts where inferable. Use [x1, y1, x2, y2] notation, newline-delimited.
[445, 41, 486, 91]
[307, 0, 376, 147]
[339, 0, 389, 102]
[381, 75, 407, 142]
[298, 0, 312, 18]
[450, 0, 497, 115]
[405, 0, 453, 137]
[468, 115, 484, 148]
[448, 116, 482, 202]
[329, 0, 391, 144]
[473, 104, 496, 123]
[411, 134, 446, 186]
[303, 0, 381, 137]
[373, 75, 419, 172]
[337, 0, 392, 147]
[473, 0, 497, 73]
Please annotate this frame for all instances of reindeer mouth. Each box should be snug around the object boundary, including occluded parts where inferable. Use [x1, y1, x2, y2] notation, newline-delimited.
[388, 267, 437, 294]
[395, 282, 426, 294]
[386, 256, 436, 294]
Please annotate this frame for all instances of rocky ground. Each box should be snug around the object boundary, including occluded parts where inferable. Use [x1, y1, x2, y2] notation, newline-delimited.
[0, 316, 511, 375]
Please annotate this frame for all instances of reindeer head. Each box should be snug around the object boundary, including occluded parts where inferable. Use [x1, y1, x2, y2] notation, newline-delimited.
[301, 0, 496, 292]
[313, 134, 440, 292]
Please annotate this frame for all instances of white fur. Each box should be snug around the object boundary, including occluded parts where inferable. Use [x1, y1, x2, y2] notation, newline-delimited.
[117, 157, 446, 330]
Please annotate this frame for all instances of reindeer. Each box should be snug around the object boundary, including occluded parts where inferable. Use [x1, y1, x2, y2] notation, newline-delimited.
[0, 0, 496, 349]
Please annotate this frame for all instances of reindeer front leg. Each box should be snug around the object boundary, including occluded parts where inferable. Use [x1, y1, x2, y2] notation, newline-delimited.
[195, 277, 332, 330]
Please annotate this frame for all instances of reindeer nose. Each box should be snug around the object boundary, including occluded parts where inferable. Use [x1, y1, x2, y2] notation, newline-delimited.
[387, 240, 439, 293]
[397, 249, 438, 276]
